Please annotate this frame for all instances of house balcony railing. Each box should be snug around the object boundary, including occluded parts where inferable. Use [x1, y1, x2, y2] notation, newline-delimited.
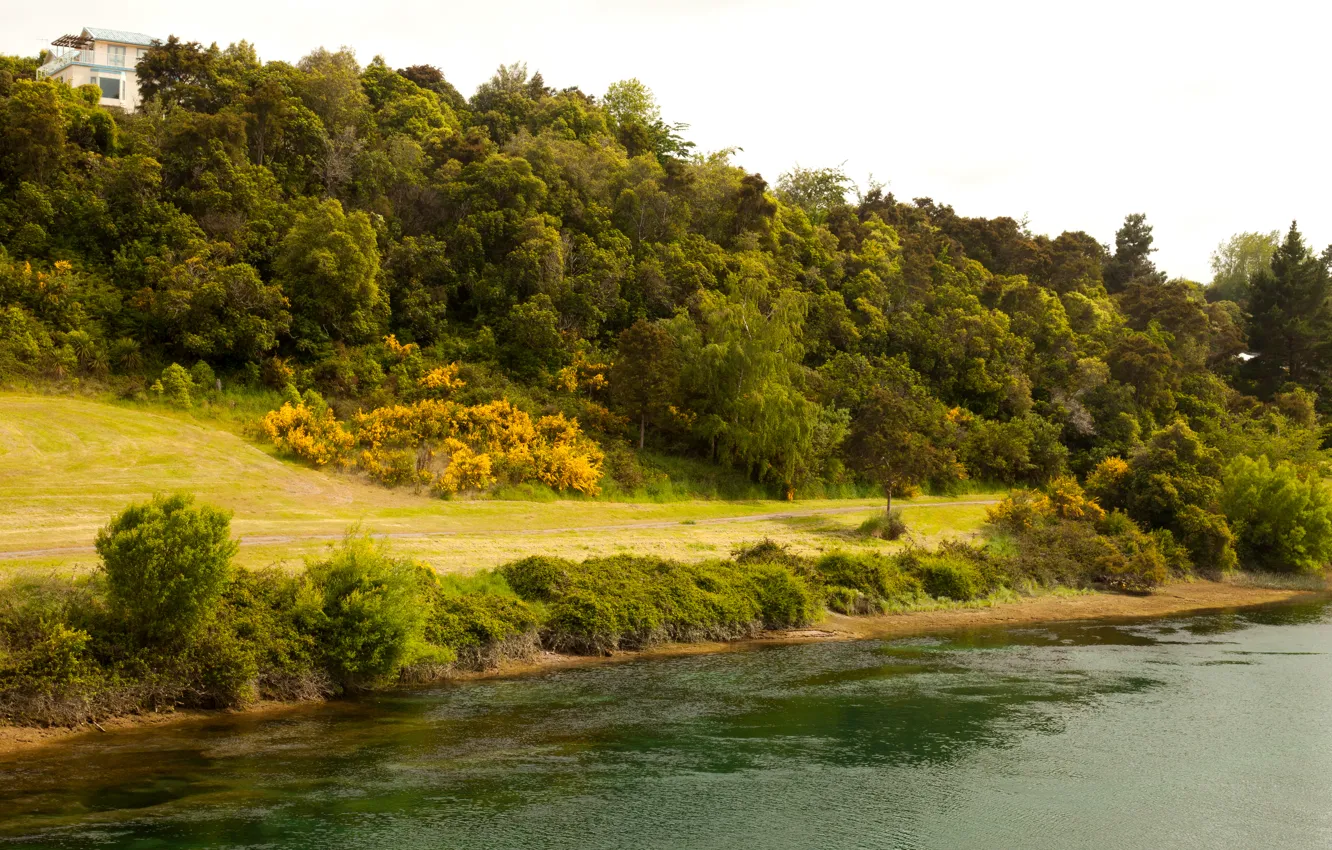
[36, 47, 90, 79]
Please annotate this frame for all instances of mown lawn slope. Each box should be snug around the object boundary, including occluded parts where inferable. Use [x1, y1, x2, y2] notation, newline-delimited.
[0, 395, 998, 573]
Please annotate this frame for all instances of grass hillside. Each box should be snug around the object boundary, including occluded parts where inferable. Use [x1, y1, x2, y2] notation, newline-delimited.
[0, 395, 999, 574]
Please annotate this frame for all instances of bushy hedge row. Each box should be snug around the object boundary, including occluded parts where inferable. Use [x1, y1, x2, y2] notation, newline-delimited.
[500, 554, 820, 654]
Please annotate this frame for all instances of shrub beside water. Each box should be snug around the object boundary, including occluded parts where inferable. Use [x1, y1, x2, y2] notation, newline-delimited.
[516, 555, 820, 655]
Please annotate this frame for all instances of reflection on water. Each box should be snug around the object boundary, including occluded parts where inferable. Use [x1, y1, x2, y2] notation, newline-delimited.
[2, 599, 1330, 849]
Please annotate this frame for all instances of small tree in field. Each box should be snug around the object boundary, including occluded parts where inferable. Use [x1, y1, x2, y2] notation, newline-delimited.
[611, 319, 680, 450]
[843, 379, 960, 518]
[95, 493, 237, 647]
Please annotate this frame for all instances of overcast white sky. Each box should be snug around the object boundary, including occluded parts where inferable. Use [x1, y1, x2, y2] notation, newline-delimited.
[6, 0, 1329, 280]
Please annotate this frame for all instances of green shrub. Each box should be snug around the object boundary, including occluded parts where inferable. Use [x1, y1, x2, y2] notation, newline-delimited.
[0, 577, 114, 726]
[302, 536, 427, 688]
[825, 585, 884, 615]
[501, 555, 574, 602]
[190, 360, 216, 391]
[910, 553, 984, 601]
[1176, 505, 1238, 574]
[1222, 455, 1332, 573]
[510, 554, 818, 655]
[423, 583, 540, 669]
[159, 362, 195, 406]
[219, 568, 327, 702]
[815, 552, 921, 604]
[741, 562, 820, 628]
[94, 493, 237, 648]
[732, 538, 806, 568]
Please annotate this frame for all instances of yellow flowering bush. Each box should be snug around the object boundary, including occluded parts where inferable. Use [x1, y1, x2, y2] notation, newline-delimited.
[262, 402, 355, 466]
[433, 439, 495, 494]
[985, 489, 1053, 533]
[1086, 456, 1130, 505]
[987, 476, 1105, 532]
[418, 363, 464, 394]
[1045, 475, 1106, 522]
[555, 351, 611, 394]
[270, 396, 604, 496]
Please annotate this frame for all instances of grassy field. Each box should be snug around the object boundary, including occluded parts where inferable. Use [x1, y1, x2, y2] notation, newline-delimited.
[0, 394, 1001, 575]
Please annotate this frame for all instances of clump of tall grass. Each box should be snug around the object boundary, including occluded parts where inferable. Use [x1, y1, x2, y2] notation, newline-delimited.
[857, 509, 908, 540]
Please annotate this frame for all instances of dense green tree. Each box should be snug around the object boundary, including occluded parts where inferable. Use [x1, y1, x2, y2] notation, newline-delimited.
[500, 294, 567, 378]
[672, 257, 835, 491]
[275, 199, 384, 346]
[774, 165, 853, 224]
[843, 359, 960, 516]
[1208, 230, 1279, 304]
[611, 319, 680, 449]
[136, 36, 220, 112]
[95, 493, 238, 647]
[397, 64, 467, 113]
[1221, 455, 1332, 573]
[1103, 213, 1167, 293]
[1244, 222, 1331, 396]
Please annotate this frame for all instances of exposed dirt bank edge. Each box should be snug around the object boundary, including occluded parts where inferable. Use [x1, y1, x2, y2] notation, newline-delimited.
[1, 580, 1322, 757]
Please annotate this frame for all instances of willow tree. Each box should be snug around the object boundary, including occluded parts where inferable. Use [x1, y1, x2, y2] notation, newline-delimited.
[670, 254, 839, 494]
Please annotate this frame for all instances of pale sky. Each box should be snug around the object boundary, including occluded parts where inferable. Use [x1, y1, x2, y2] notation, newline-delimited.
[6, 0, 1329, 281]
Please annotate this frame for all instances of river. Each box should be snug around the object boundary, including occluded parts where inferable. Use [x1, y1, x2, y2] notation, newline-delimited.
[2, 598, 1330, 849]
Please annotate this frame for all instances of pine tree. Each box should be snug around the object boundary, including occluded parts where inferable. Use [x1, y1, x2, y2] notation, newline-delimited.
[1245, 222, 1332, 395]
[1103, 213, 1167, 293]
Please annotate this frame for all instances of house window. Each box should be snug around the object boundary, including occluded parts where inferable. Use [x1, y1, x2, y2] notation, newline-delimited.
[108, 45, 126, 67]
[96, 77, 122, 100]
[136, 48, 148, 64]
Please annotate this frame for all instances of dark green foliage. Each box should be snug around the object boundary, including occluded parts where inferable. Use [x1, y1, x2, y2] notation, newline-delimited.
[841, 357, 961, 514]
[911, 553, 985, 601]
[527, 554, 820, 655]
[611, 319, 680, 449]
[1103, 213, 1167, 293]
[961, 414, 1068, 485]
[815, 552, 921, 604]
[94, 493, 237, 648]
[1243, 222, 1332, 398]
[500, 555, 574, 602]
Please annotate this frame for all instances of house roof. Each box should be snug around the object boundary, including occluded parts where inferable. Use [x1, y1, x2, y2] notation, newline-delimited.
[82, 27, 158, 46]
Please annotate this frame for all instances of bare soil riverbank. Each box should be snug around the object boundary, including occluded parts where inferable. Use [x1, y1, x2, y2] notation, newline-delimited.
[1, 579, 1322, 758]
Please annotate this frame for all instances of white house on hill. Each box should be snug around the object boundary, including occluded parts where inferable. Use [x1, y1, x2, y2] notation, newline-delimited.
[35, 27, 158, 113]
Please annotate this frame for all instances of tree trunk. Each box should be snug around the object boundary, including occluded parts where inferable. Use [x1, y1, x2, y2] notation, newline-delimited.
[638, 414, 645, 451]
[884, 487, 893, 518]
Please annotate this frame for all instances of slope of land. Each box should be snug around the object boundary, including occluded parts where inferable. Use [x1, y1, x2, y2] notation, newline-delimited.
[0, 395, 999, 574]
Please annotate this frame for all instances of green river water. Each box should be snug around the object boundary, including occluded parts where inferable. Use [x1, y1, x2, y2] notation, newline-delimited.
[2, 597, 1330, 849]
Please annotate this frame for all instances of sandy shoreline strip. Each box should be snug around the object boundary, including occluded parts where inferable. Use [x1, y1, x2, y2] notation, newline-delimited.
[1, 580, 1322, 757]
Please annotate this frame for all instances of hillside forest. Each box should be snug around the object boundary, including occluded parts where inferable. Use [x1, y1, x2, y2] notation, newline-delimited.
[2, 40, 1331, 583]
